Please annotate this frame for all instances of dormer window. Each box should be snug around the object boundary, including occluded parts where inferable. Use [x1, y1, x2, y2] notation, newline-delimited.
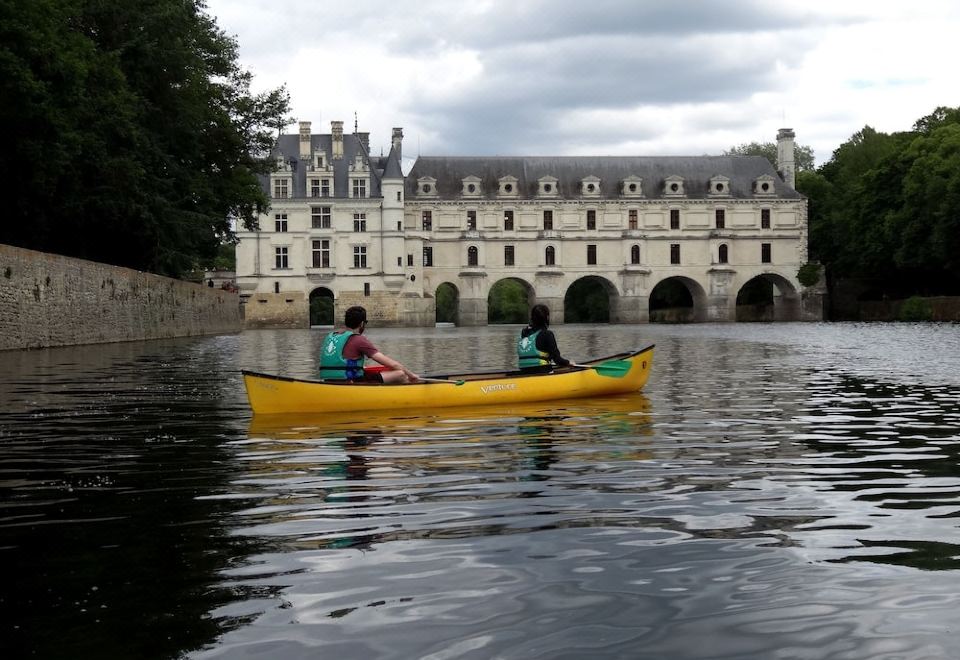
[709, 175, 730, 197]
[622, 176, 644, 198]
[461, 175, 482, 198]
[498, 175, 519, 197]
[753, 175, 776, 196]
[417, 177, 437, 197]
[581, 175, 601, 197]
[350, 153, 368, 172]
[272, 177, 290, 199]
[538, 176, 559, 197]
[664, 175, 685, 197]
[313, 150, 329, 170]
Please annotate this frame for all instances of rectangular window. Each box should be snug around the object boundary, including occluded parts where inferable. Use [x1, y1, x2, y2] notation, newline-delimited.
[715, 209, 725, 229]
[504, 245, 515, 266]
[353, 213, 366, 232]
[504, 210, 514, 231]
[670, 243, 681, 264]
[761, 209, 771, 229]
[274, 246, 289, 269]
[353, 245, 367, 269]
[352, 179, 367, 198]
[467, 210, 477, 230]
[274, 213, 288, 233]
[364, 283, 370, 297]
[273, 178, 288, 198]
[422, 210, 432, 231]
[423, 246, 433, 267]
[407, 254, 414, 267]
[586, 210, 596, 230]
[670, 209, 680, 230]
[761, 243, 772, 263]
[310, 179, 320, 197]
[321, 179, 331, 197]
[543, 210, 553, 230]
[312, 239, 330, 268]
[311, 206, 331, 229]
[628, 209, 638, 230]
[587, 244, 597, 265]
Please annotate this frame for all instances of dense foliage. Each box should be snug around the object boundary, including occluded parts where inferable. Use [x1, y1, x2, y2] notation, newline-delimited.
[564, 278, 610, 323]
[488, 279, 529, 324]
[0, 0, 290, 276]
[435, 283, 459, 323]
[725, 141, 816, 172]
[799, 106, 960, 297]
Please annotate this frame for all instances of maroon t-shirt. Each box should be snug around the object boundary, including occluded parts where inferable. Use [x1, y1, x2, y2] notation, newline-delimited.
[342, 334, 379, 361]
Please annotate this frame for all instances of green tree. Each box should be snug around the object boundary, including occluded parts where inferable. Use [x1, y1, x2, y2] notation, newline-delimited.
[435, 283, 459, 324]
[808, 108, 960, 297]
[724, 141, 816, 172]
[890, 124, 960, 275]
[564, 278, 610, 322]
[488, 279, 529, 324]
[0, 0, 290, 277]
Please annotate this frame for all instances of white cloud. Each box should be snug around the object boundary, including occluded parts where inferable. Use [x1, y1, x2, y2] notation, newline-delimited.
[206, 0, 960, 165]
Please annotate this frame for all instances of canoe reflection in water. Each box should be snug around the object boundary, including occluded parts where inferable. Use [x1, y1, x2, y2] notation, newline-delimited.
[234, 394, 654, 551]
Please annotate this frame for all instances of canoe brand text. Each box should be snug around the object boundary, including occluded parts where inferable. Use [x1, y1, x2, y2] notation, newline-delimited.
[480, 383, 517, 394]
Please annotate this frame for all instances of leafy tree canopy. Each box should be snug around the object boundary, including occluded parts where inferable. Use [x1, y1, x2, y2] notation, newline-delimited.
[0, 0, 291, 277]
[807, 106, 960, 296]
[724, 141, 816, 172]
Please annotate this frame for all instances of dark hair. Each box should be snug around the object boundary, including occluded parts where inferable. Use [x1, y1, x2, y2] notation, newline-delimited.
[344, 306, 367, 329]
[530, 304, 550, 329]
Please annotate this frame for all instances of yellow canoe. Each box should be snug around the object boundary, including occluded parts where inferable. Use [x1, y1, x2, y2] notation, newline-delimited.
[242, 345, 654, 415]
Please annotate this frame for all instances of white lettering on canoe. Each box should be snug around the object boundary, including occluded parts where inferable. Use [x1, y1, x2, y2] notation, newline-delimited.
[480, 383, 517, 394]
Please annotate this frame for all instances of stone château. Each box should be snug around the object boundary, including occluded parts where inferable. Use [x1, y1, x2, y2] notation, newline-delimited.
[235, 122, 821, 326]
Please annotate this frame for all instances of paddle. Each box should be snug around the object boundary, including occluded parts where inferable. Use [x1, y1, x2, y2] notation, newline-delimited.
[571, 360, 632, 378]
[418, 376, 466, 386]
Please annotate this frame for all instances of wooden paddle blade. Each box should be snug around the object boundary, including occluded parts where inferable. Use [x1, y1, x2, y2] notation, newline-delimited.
[592, 359, 632, 378]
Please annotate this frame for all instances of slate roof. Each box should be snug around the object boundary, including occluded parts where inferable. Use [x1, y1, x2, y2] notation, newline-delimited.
[405, 155, 802, 200]
[261, 131, 404, 199]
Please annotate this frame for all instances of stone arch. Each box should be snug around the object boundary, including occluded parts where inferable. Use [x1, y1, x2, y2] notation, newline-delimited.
[735, 272, 800, 321]
[435, 281, 460, 325]
[308, 286, 335, 326]
[649, 276, 709, 323]
[564, 275, 620, 323]
[487, 277, 535, 324]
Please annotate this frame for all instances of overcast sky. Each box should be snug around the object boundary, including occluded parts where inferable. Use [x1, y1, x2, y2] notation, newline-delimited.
[205, 0, 960, 165]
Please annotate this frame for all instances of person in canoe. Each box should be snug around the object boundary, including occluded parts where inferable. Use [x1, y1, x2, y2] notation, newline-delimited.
[518, 304, 571, 372]
[320, 305, 419, 383]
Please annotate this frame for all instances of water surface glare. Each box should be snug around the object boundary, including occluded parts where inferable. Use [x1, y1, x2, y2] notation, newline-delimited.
[2, 323, 960, 659]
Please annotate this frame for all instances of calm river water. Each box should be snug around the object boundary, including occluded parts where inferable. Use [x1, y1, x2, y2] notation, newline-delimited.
[2, 323, 960, 659]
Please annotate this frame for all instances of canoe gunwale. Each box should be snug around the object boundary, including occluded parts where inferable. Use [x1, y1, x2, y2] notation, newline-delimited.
[241, 344, 655, 386]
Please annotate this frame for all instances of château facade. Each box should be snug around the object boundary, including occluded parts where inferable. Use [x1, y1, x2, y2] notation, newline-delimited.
[235, 122, 822, 327]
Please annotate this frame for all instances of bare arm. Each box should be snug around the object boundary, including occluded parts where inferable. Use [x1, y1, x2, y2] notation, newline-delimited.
[370, 351, 419, 383]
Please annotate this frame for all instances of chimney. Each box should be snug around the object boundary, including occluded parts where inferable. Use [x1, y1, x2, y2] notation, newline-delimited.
[392, 127, 403, 160]
[357, 131, 370, 155]
[331, 120, 344, 159]
[777, 128, 796, 189]
[298, 121, 311, 160]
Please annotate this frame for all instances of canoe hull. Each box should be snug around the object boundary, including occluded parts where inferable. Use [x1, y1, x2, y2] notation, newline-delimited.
[243, 345, 654, 415]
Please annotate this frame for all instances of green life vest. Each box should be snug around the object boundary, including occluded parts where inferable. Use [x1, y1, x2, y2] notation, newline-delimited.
[517, 329, 549, 368]
[319, 331, 365, 380]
